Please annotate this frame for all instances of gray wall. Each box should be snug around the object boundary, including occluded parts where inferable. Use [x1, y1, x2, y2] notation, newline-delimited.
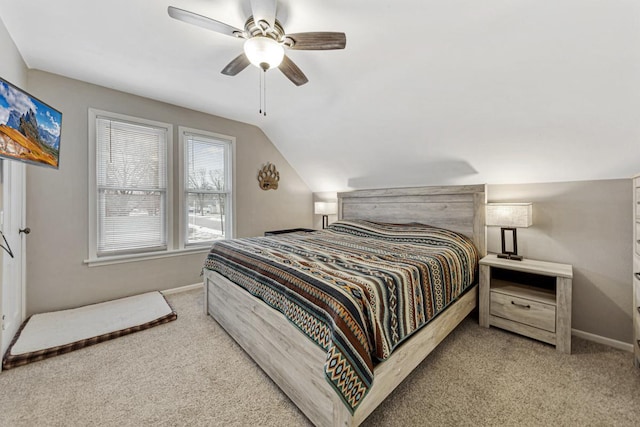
[25, 70, 312, 315]
[488, 179, 632, 344]
[0, 18, 26, 87]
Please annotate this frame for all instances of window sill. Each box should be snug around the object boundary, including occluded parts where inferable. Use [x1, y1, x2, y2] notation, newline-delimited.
[84, 246, 211, 267]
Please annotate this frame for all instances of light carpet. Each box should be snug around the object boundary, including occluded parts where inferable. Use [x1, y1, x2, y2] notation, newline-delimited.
[0, 288, 638, 426]
[2, 291, 176, 369]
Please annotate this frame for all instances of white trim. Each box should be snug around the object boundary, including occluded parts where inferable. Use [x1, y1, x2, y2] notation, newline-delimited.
[87, 108, 173, 260]
[177, 126, 236, 248]
[19, 163, 25, 321]
[87, 110, 97, 261]
[161, 282, 203, 295]
[84, 246, 209, 267]
[177, 126, 186, 248]
[572, 328, 634, 352]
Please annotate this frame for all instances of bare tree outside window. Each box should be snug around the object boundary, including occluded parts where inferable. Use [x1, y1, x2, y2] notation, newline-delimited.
[209, 170, 225, 231]
[188, 168, 211, 215]
[90, 114, 234, 261]
[184, 131, 231, 245]
[96, 117, 168, 254]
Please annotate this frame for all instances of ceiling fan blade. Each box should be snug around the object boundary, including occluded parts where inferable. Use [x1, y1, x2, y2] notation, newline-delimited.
[221, 53, 251, 76]
[278, 55, 308, 86]
[168, 6, 243, 38]
[285, 32, 346, 50]
[250, 0, 277, 29]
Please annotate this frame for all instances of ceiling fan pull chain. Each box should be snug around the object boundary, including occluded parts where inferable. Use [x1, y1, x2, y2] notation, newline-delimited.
[264, 69, 267, 116]
[259, 69, 263, 115]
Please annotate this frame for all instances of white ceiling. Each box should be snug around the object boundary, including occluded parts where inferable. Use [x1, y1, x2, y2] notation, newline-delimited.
[1, 0, 638, 192]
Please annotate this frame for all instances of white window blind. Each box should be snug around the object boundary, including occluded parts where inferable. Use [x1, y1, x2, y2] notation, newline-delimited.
[183, 131, 231, 245]
[96, 117, 168, 255]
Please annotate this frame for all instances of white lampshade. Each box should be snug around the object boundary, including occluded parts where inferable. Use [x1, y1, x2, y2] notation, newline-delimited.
[243, 37, 284, 70]
[486, 203, 533, 228]
[314, 202, 337, 215]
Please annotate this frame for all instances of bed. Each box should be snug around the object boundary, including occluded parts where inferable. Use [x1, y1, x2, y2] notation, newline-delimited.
[203, 184, 486, 426]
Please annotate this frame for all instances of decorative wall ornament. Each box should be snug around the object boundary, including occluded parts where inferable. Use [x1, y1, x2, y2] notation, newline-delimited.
[258, 162, 280, 190]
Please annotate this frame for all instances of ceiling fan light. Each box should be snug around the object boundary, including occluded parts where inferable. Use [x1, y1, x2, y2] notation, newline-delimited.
[243, 37, 284, 71]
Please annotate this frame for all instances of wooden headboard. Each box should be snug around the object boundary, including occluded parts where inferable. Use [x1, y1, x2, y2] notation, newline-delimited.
[337, 184, 487, 257]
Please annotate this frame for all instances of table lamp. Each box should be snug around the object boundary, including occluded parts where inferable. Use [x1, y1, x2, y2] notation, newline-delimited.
[486, 203, 533, 261]
[314, 202, 337, 229]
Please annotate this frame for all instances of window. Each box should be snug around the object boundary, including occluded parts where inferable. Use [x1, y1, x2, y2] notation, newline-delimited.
[179, 127, 233, 247]
[87, 110, 234, 265]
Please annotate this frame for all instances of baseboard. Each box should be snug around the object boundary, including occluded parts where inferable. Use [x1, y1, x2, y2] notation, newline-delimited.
[572, 328, 634, 352]
[161, 282, 203, 295]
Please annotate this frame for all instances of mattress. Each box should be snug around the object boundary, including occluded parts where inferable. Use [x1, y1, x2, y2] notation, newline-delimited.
[204, 219, 478, 412]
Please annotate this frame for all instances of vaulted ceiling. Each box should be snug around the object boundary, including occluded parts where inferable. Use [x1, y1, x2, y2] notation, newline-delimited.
[1, 0, 638, 192]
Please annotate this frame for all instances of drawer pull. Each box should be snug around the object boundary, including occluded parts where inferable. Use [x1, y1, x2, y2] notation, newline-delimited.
[511, 301, 531, 309]
[635, 273, 640, 281]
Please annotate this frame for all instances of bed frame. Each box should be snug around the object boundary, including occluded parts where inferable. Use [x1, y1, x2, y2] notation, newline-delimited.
[204, 184, 486, 426]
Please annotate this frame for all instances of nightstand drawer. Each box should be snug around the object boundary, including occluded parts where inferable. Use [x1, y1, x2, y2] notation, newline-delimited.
[490, 291, 556, 332]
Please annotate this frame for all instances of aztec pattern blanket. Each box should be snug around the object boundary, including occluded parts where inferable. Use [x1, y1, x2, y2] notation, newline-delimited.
[204, 219, 478, 413]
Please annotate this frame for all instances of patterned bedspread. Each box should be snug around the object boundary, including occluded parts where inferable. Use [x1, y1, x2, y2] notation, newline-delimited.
[204, 219, 478, 413]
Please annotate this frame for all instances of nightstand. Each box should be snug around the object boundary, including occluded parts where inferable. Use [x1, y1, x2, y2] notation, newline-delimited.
[479, 254, 573, 354]
[264, 228, 315, 236]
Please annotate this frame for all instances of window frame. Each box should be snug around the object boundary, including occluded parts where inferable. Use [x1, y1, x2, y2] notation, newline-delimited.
[177, 126, 235, 249]
[87, 108, 174, 263]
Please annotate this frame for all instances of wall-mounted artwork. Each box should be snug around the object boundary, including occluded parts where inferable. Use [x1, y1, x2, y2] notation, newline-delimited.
[258, 162, 279, 190]
[0, 77, 62, 169]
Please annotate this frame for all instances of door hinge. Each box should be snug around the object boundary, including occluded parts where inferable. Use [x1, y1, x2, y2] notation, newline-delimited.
[1, 314, 5, 331]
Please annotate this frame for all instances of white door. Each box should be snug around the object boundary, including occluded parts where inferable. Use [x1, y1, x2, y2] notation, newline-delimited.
[1, 160, 26, 362]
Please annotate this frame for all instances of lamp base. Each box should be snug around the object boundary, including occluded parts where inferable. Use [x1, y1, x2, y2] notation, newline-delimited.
[498, 227, 523, 261]
[497, 253, 523, 261]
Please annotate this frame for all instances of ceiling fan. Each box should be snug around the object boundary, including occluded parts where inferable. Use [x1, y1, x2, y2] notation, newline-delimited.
[168, 0, 346, 86]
